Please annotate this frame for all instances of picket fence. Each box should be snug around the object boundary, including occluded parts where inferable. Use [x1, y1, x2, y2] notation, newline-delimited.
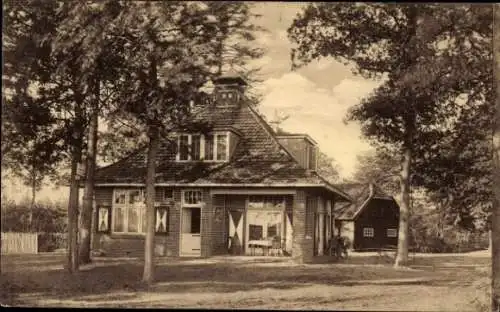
[1, 232, 38, 254]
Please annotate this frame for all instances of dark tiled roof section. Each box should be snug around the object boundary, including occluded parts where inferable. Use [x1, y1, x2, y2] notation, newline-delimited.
[335, 183, 369, 203]
[95, 102, 301, 184]
[333, 183, 393, 220]
[95, 158, 329, 185]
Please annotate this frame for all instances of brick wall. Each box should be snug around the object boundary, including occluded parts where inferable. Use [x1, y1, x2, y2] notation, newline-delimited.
[92, 187, 181, 258]
[211, 194, 229, 255]
[292, 190, 316, 264]
[200, 189, 213, 258]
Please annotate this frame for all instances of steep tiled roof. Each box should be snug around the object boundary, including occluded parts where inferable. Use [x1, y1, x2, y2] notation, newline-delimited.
[94, 100, 351, 201]
[334, 183, 395, 220]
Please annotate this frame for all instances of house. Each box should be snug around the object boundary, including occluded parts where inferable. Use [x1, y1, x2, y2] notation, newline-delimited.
[90, 74, 352, 263]
[333, 183, 400, 251]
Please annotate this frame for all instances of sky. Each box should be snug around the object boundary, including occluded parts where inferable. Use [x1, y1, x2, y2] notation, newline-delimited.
[3, 2, 382, 204]
[249, 3, 381, 177]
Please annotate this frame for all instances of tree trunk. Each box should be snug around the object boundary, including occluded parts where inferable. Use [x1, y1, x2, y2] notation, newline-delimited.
[67, 142, 82, 273]
[79, 78, 100, 265]
[67, 91, 84, 273]
[29, 172, 36, 232]
[143, 54, 160, 285]
[142, 127, 159, 284]
[394, 146, 411, 267]
[491, 4, 500, 311]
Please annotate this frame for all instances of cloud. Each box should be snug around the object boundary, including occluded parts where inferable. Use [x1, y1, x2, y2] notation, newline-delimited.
[314, 59, 334, 71]
[258, 73, 380, 177]
[248, 55, 273, 70]
[331, 78, 381, 107]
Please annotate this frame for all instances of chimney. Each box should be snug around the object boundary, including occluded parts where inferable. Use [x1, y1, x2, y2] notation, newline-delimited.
[212, 72, 247, 108]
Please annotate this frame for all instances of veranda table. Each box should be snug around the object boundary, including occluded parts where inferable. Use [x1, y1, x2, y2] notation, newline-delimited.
[248, 239, 273, 256]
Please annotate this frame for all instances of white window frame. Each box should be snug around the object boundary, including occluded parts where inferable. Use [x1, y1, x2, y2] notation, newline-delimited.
[182, 190, 204, 207]
[176, 132, 230, 163]
[111, 189, 146, 235]
[387, 228, 398, 238]
[363, 227, 374, 238]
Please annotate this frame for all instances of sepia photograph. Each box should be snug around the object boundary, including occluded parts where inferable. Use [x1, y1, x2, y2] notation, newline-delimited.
[1, 1, 499, 311]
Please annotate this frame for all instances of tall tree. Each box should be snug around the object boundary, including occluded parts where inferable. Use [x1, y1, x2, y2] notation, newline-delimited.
[492, 3, 500, 311]
[316, 152, 341, 184]
[49, 1, 127, 266]
[80, 1, 262, 284]
[350, 148, 400, 196]
[289, 3, 492, 267]
[2, 0, 107, 272]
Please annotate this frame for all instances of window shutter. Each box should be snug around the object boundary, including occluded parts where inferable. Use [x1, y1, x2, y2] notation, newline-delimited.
[96, 205, 111, 234]
[155, 206, 169, 235]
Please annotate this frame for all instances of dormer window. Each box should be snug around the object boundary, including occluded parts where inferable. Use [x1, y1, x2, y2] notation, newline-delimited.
[177, 132, 230, 162]
[216, 134, 228, 160]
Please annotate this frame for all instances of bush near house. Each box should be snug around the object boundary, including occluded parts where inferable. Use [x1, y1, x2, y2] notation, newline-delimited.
[409, 224, 489, 253]
[1, 201, 67, 252]
[37, 233, 68, 252]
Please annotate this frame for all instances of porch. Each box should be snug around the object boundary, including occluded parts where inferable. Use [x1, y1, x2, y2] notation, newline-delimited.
[207, 188, 342, 263]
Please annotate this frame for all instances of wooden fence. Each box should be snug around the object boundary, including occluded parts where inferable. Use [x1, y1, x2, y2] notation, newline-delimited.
[1, 232, 38, 254]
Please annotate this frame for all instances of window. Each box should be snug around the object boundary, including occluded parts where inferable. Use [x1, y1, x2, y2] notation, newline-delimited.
[248, 196, 285, 210]
[115, 190, 126, 205]
[112, 189, 146, 234]
[179, 135, 189, 161]
[387, 228, 398, 238]
[363, 227, 374, 238]
[191, 135, 201, 160]
[216, 134, 228, 160]
[183, 190, 203, 206]
[177, 133, 229, 162]
[205, 135, 214, 160]
[163, 189, 174, 201]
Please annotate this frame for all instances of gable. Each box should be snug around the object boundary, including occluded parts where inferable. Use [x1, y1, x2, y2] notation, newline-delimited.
[356, 198, 400, 221]
[334, 183, 397, 220]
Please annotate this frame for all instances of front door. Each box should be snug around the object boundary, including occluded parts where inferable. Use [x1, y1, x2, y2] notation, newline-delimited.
[180, 207, 201, 256]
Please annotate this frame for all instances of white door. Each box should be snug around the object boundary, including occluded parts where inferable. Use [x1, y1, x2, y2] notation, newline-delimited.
[180, 207, 201, 256]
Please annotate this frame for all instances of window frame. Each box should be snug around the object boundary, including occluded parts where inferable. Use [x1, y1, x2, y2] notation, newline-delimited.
[363, 227, 374, 238]
[182, 190, 204, 208]
[111, 189, 146, 235]
[176, 132, 230, 162]
[387, 228, 398, 238]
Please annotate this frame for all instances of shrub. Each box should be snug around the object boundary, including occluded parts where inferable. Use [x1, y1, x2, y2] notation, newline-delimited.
[1, 201, 66, 233]
[37, 232, 67, 252]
